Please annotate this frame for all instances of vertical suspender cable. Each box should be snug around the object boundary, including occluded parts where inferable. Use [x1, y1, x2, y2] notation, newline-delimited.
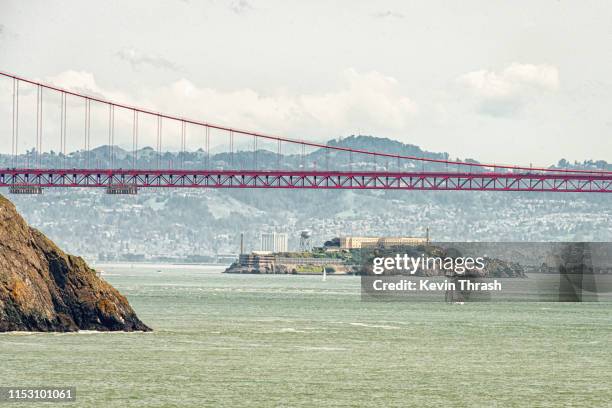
[108, 105, 111, 169]
[253, 135, 257, 170]
[157, 115, 162, 169]
[11, 78, 16, 167]
[35, 85, 39, 169]
[180, 121, 184, 169]
[63, 93, 67, 168]
[205, 126, 210, 168]
[39, 86, 43, 168]
[84, 98, 91, 168]
[84, 99, 87, 168]
[132, 110, 138, 169]
[160, 115, 163, 169]
[62, 92, 67, 168]
[135, 111, 139, 168]
[181, 121, 186, 169]
[111, 105, 115, 168]
[35, 85, 40, 168]
[108, 104, 113, 169]
[88, 100, 91, 167]
[15, 80, 19, 168]
[59, 92, 64, 169]
[156, 115, 159, 169]
[229, 130, 234, 168]
[131, 110, 135, 168]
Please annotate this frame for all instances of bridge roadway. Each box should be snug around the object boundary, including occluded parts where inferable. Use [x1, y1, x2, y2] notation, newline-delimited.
[1, 168, 611, 193]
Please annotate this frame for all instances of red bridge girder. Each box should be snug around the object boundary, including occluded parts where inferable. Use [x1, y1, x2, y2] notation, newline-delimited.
[1, 168, 611, 193]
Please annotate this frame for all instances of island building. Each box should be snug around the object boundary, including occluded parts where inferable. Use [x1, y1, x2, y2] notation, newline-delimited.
[234, 251, 348, 274]
[261, 232, 289, 252]
[339, 235, 428, 249]
[238, 251, 276, 270]
[231, 231, 431, 275]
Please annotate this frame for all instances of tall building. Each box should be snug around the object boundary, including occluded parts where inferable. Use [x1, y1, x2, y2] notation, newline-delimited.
[260, 232, 288, 252]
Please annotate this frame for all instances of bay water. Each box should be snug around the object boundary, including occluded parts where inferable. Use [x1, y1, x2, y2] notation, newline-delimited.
[1, 264, 611, 407]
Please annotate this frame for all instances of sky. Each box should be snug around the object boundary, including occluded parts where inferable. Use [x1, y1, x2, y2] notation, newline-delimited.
[0, 0, 611, 166]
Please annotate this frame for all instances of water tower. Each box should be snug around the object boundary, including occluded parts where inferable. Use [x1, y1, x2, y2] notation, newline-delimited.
[299, 230, 312, 251]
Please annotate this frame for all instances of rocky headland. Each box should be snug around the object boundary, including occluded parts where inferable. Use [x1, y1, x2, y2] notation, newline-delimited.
[0, 194, 150, 332]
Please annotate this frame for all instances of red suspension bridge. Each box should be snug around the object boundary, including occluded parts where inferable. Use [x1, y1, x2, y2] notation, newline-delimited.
[1, 70, 611, 194]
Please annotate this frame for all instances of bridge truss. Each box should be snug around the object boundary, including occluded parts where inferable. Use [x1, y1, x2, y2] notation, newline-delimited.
[2, 169, 611, 193]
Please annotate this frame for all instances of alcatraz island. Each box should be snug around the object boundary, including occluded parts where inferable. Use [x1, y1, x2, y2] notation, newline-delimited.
[224, 233, 527, 278]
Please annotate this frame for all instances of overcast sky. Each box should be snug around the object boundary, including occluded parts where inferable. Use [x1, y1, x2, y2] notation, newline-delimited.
[1, 0, 611, 166]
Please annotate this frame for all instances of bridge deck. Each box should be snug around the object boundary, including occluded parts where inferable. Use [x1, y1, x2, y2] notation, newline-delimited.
[2, 169, 611, 193]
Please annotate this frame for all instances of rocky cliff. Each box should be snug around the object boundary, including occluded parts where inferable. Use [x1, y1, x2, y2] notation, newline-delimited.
[0, 194, 150, 332]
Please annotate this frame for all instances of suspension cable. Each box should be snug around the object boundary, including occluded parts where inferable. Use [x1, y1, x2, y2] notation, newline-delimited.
[1, 70, 609, 175]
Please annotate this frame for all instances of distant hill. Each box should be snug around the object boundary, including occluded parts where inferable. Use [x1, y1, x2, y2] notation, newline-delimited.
[2, 135, 609, 172]
[2, 135, 611, 261]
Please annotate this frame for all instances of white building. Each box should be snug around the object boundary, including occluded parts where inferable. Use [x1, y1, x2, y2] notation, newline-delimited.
[260, 232, 288, 253]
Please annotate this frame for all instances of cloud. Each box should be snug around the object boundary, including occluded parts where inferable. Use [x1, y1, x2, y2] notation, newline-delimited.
[230, 0, 254, 15]
[48, 70, 116, 100]
[458, 63, 559, 116]
[42, 69, 417, 149]
[116, 48, 179, 71]
[299, 69, 417, 133]
[372, 10, 405, 19]
[144, 68, 418, 143]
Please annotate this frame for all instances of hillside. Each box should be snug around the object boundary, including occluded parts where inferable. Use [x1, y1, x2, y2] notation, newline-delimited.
[1, 136, 610, 261]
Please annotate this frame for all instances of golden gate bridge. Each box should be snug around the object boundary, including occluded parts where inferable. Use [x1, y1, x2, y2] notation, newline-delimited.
[1, 70, 611, 194]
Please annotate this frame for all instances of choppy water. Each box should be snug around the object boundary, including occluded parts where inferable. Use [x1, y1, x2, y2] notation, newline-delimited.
[1, 264, 611, 407]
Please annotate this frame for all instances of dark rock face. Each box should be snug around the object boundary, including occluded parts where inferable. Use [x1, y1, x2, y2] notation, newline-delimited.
[482, 258, 526, 278]
[0, 194, 150, 332]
